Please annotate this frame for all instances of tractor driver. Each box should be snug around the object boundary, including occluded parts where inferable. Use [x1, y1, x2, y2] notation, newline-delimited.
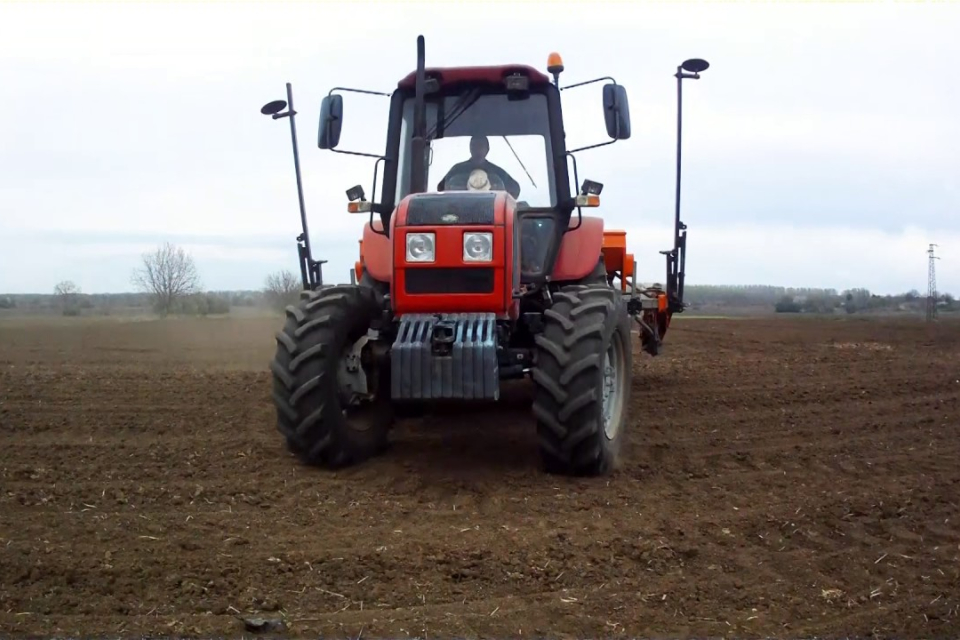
[437, 135, 521, 200]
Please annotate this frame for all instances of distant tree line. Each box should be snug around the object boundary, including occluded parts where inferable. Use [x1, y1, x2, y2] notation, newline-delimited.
[682, 284, 955, 315]
[685, 284, 838, 308]
[3, 251, 954, 319]
[2, 290, 249, 316]
[0, 242, 292, 318]
[774, 289, 955, 315]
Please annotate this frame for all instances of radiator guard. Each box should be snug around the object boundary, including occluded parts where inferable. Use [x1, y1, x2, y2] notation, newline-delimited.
[390, 313, 499, 400]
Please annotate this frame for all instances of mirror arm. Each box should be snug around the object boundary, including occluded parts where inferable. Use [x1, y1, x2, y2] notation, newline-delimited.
[559, 76, 618, 91]
[328, 87, 392, 98]
[562, 78, 629, 149]
[330, 148, 387, 160]
[567, 138, 617, 154]
[322, 86, 393, 156]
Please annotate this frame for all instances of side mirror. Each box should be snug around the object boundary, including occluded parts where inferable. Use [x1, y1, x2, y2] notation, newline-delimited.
[602, 84, 631, 141]
[318, 94, 343, 149]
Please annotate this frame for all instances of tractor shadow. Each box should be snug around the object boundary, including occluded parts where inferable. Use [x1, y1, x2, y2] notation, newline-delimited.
[385, 379, 541, 475]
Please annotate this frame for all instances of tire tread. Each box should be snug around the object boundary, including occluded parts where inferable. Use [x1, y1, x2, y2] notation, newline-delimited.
[530, 281, 632, 476]
[269, 283, 391, 468]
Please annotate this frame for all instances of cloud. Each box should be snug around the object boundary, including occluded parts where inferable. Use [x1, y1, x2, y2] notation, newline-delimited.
[1, 1, 958, 295]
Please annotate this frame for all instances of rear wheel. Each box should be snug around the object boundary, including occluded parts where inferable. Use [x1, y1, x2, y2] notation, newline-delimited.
[270, 284, 393, 468]
[531, 284, 633, 476]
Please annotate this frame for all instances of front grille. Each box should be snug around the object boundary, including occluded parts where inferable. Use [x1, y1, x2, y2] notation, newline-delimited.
[406, 192, 496, 226]
[391, 312, 499, 400]
[405, 268, 496, 295]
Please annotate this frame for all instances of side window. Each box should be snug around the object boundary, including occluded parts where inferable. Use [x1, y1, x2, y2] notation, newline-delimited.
[566, 153, 580, 199]
[394, 117, 409, 204]
[394, 102, 439, 203]
[520, 217, 556, 276]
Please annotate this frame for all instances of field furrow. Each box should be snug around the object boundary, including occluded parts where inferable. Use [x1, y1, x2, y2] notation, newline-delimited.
[1, 314, 959, 638]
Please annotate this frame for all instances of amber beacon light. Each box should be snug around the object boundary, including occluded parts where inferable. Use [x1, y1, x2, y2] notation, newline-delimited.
[547, 52, 564, 85]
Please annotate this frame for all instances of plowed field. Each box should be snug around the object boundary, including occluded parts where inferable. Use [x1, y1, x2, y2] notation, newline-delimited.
[1, 313, 959, 638]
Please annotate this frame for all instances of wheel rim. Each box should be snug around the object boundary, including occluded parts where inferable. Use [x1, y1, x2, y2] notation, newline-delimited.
[337, 334, 375, 431]
[601, 332, 627, 440]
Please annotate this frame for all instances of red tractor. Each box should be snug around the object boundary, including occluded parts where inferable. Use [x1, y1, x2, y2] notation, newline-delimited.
[260, 36, 691, 476]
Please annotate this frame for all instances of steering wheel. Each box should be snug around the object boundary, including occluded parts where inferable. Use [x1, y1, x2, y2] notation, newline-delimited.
[442, 167, 508, 194]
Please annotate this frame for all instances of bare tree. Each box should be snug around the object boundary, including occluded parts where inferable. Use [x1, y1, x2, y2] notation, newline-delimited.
[263, 269, 302, 311]
[131, 242, 202, 315]
[53, 280, 81, 316]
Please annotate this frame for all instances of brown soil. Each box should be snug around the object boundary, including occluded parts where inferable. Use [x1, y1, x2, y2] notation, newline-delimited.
[1, 314, 959, 638]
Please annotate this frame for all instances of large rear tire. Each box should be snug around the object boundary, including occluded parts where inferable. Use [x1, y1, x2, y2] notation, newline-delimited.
[531, 284, 633, 476]
[270, 284, 393, 468]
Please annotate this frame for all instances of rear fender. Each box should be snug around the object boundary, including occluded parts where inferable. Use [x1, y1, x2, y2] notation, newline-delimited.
[552, 215, 604, 282]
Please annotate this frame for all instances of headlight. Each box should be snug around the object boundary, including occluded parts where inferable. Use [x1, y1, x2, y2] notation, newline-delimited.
[463, 232, 493, 263]
[406, 232, 435, 263]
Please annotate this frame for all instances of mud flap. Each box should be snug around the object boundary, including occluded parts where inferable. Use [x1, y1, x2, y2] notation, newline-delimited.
[391, 313, 500, 400]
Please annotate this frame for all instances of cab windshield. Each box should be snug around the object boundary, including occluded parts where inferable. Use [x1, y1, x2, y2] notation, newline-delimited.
[394, 91, 557, 208]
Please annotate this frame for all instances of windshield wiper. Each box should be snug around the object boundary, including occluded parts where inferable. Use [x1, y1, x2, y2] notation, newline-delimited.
[425, 87, 482, 140]
[502, 136, 537, 188]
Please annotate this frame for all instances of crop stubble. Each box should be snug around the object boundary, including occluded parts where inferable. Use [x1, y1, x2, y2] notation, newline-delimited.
[1, 314, 958, 638]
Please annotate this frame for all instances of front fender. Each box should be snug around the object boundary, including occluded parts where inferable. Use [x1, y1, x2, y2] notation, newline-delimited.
[552, 215, 604, 281]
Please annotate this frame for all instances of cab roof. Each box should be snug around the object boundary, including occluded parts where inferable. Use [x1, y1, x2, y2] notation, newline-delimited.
[397, 64, 552, 90]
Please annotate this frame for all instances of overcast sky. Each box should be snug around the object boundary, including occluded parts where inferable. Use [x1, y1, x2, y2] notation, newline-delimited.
[1, 1, 958, 295]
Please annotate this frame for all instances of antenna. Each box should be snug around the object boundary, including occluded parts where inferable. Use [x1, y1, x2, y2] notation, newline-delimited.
[661, 57, 710, 314]
[260, 83, 327, 289]
[926, 243, 940, 322]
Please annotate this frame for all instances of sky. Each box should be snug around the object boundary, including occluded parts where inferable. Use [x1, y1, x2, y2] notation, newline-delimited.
[1, 0, 958, 296]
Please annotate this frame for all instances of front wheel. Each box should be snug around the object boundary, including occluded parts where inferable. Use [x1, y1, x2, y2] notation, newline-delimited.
[269, 284, 393, 468]
[530, 284, 633, 476]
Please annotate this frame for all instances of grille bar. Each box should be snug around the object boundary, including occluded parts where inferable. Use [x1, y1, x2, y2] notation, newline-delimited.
[391, 313, 499, 400]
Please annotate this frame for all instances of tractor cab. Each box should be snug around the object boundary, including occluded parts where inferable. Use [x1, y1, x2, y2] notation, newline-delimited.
[391, 67, 563, 210]
[388, 68, 568, 281]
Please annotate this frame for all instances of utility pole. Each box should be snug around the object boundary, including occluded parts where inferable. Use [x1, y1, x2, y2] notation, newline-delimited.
[926, 243, 939, 322]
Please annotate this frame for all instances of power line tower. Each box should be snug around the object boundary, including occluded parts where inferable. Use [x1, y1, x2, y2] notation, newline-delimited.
[926, 243, 940, 321]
